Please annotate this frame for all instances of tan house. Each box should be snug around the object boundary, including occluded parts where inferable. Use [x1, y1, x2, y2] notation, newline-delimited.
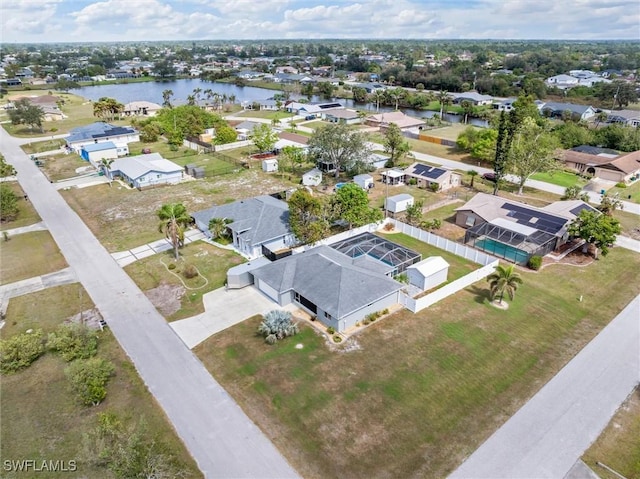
[123, 101, 162, 117]
[403, 162, 462, 191]
[561, 149, 640, 183]
[366, 111, 426, 131]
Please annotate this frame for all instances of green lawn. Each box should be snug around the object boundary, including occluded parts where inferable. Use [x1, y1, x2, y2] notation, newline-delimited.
[608, 179, 640, 204]
[20, 138, 66, 154]
[530, 170, 587, 189]
[0, 182, 41, 231]
[124, 241, 245, 321]
[236, 110, 293, 120]
[0, 285, 201, 479]
[582, 387, 640, 479]
[0, 230, 67, 284]
[613, 209, 640, 237]
[425, 124, 479, 141]
[378, 232, 478, 282]
[196, 247, 640, 479]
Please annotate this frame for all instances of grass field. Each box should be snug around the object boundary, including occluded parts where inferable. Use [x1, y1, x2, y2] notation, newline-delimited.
[124, 242, 245, 321]
[0, 230, 67, 284]
[608, 179, 640, 204]
[378, 232, 479, 281]
[236, 110, 294, 120]
[196, 247, 640, 479]
[61, 170, 295, 252]
[0, 285, 202, 479]
[0, 182, 41, 231]
[425, 123, 478, 141]
[613, 209, 640, 238]
[531, 170, 587, 188]
[582, 387, 640, 479]
[38, 151, 88, 181]
[20, 138, 66, 154]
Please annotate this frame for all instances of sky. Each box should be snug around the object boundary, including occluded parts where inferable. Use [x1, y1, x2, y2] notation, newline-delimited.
[1, 0, 639, 43]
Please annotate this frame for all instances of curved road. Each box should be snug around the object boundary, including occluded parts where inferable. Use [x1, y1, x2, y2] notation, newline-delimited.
[0, 129, 299, 479]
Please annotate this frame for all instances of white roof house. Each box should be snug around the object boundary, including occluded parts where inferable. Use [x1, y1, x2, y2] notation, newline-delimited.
[110, 153, 183, 189]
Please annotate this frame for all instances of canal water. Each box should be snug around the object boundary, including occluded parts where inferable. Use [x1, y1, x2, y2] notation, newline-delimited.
[71, 78, 488, 126]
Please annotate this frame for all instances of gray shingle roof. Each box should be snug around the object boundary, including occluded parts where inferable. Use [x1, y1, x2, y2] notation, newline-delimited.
[251, 245, 402, 319]
[192, 196, 291, 247]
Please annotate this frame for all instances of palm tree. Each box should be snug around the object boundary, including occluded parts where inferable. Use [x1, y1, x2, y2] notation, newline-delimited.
[461, 100, 474, 124]
[487, 264, 523, 305]
[258, 310, 299, 344]
[229, 94, 236, 106]
[372, 90, 385, 113]
[468, 169, 478, 188]
[186, 95, 196, 106]
[162, 89, 173, 108]
[594, 111, 608, 127]
[99, 158, 114, 185]
[437, 91, 451, 120]
[208, 217, 229, 240]
[157, 203, 191, 260]
[193, 87, 202, 103]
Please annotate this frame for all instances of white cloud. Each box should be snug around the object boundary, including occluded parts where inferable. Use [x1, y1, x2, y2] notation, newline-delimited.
[1, 0, 62, 37]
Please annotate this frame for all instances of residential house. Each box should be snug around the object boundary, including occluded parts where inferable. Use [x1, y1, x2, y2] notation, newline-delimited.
[286, 101, 344, 117]
[257, 99, 280, 111]
[560, 149, 640, 183]
[110, 153, 182, 189]
[250, 245, 404, 332]
[494, 98, 517, 112]
[80, 141, 119, 165]
[545, 74, 579, 89]
[192, 195, 295, 259]
[234, 121, 263, 140]
[452, 91, 494, 106]
[403, 162, 462, 191]
[324, 109, 361, 125]
[606, 110, 640, 127]
[455, 192, 598, 264]
[66, 122, 139, 154]
[540, 102, 596, 121]
[366, 111, 426, 132]
[123, 101, 162, 117]
[380, 168, 405, 185]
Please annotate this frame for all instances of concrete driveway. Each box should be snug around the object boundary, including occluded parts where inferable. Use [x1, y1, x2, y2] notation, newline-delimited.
[171, 286, 278, 348]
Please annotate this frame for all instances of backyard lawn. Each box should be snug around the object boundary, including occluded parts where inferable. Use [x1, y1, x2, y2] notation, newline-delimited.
[236, 110, 294, 120]
[0, 230, 67, 284]
[20, 138, 66, 154]
[608, 179, 640, 204]
[0, 285, 201, 479]
[0, 182, 41, 231]
[582, 387, 640, 479]
[124, 242, 245, 321]
[196, 247, 640, 479]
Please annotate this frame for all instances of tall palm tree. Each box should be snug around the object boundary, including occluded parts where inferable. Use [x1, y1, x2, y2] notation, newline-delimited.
[228, 94, 236, 105]
[193, 87, 202, 102]
[157, 203, 191, 260]
[187, 94, 196, 106]
[468, 169, 478, 188]
[99, 158, 114, 185]
[162, 89, 174, 108]
[487, 264, 523, 304]
[437, 90, 451, 119]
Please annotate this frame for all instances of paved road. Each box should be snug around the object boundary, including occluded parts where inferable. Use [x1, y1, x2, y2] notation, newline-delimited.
[0, 128, 299, 479]
[449, 295, 640, 479]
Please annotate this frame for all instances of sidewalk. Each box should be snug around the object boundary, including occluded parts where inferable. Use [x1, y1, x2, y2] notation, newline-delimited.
[0, 267, 78, 315]
[1, 221, 47, 236]
[111, 229, 207, 267]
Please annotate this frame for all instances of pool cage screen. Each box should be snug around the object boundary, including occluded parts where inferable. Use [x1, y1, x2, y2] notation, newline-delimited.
[329, 232, 421, 275]
[464, 222, 558, 264]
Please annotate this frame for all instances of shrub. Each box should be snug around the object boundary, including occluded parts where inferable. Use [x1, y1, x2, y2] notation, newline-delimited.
[528, 255, 543, 271]
[615, 182, 627, 188]
[0, 329, 46, 373]
[48, 323, 98, 361]
[0, 184, 19, 222]
[408, 178, 417, 186]
[420, 218, 442, 231]
[383, 222, 395, 231]
[326, 326, 335, 335]
[182, 264, 198, 279]
[394, 273, 409, 284]
[429, 182, 439, 192]
[65, 357, 115, 406]
[50, 127, 58, 132]
[382, 308, 389, 315]
[333, 335, 342, 343]
[167, 263, 176, 270]
[257, 310, 299, 344]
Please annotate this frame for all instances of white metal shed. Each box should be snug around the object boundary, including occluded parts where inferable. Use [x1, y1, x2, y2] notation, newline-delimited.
[406, 256, 449, 291]
[353, 174, 374, 190]
[262, 158, 278, 172]
[385, 193, 414, 214]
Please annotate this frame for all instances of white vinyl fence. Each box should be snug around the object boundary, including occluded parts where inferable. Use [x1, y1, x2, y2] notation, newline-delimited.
[387, 219, 499, 313]
[214, 140, 253, 151]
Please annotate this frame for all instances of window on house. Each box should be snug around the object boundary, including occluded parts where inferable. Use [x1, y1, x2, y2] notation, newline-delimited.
[465, 216, 475, 227]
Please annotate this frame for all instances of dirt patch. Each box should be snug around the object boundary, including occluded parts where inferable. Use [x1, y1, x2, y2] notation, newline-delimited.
[66, 308, 104, 330]
[543, 250, 595, 269]
[144, 283, 185, 317]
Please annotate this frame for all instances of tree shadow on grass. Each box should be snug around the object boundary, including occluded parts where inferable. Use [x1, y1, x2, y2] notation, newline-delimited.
[467, 285, 491, 305]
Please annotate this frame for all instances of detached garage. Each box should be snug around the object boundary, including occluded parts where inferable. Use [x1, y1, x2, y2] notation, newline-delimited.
[80, 141, 118, 165]
[385, 193, 414, 214]
[406, 256, 449, 291]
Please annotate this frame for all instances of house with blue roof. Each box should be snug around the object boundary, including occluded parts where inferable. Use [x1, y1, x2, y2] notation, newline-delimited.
[80, 141, 119, 164]
[66, 122, 139, 154]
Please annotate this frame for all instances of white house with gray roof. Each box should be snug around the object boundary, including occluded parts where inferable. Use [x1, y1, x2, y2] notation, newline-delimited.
[110, 153, 183, 189]
[250, 245, 403, 332]
[192, 195, 295, 259]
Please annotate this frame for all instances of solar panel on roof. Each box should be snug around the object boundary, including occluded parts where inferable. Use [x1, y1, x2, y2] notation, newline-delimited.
[501, 203, 567, 234]
[569, 204, 590, 216]
[412, 163, 446, 179]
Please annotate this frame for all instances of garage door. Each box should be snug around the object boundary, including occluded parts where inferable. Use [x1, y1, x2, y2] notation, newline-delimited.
[257, 279, 279, 302]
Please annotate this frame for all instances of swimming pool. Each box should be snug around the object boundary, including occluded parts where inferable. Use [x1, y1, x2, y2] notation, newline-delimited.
[475, 238, 530, 264]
